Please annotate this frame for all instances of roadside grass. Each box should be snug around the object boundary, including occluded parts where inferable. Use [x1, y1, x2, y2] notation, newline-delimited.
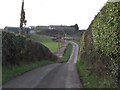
[76, 40, 116, 88]
[30, 35, 58, 53]
[61, 43, 73, 63]
[0, 67, 2, 86]
[76, 40, 99, 88]
[2, 60, 55, 84]
[77, 59, 99, 88]
[77, 52, 116, 88]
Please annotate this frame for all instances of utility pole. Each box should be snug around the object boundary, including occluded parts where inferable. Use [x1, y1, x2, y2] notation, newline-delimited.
[64, 33, 66, 46]
[58, 32, 60, 54]
[19, 0, 27, 35]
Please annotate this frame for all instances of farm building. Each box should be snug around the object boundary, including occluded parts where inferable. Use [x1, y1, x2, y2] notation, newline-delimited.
[4, 27, 31, 34]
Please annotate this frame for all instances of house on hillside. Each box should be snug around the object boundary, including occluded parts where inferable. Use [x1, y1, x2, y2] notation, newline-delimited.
[4, 27, 31, 34]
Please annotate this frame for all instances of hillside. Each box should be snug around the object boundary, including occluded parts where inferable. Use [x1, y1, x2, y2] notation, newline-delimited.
[30, 34, 59, 53]
[35, 25, 85, 38]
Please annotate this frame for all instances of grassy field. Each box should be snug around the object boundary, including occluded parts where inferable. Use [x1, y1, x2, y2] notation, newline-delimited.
[61, 43, 73, 63]
[30, 35, 58, 53]
[3, 60, 55, 84]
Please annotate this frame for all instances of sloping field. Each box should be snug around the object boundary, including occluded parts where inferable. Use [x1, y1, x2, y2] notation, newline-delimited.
[30, 35, 59, 53]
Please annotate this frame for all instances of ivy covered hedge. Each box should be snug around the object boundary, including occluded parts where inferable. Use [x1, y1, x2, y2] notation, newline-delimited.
[2, 31, 57, 66]
[80, 1, 120, 87]
[92, 2, 119, 59]
[92, 2, 120, 85]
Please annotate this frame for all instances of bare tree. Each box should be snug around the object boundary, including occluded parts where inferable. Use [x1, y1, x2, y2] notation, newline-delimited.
[19, 0, 27, 34]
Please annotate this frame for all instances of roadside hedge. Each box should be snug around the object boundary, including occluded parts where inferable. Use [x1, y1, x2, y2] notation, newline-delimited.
[92, 2, 120, 84]
[2, 31, 57, 66]
[80, 1, 120, 87]
[92, 2, 119, 59]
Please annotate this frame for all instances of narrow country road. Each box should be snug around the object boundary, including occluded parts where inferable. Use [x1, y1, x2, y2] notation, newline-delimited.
[3, 41, 82, 88]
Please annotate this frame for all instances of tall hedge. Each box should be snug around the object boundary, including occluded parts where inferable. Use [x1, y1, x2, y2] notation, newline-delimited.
[2, 31, 57, 66]
[92, 2, 119, 58]
[80, 1, 120, 87]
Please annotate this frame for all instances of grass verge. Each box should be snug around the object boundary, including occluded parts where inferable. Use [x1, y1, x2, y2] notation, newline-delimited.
[77, 59, 99, 88]
[77, 54, 116, 88]
[30, 35, 58, 53]
[76, 41, 116, 88]
[61, 43, 73, 63]
[76, 39, 100, 88]
[2, 60, 55, 84]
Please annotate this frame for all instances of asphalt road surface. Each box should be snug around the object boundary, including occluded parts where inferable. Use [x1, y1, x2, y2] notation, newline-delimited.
[3, 41, 82, 88]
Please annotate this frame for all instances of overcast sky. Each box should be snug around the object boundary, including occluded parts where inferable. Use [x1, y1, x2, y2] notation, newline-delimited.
[0, 0, 108, 29]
